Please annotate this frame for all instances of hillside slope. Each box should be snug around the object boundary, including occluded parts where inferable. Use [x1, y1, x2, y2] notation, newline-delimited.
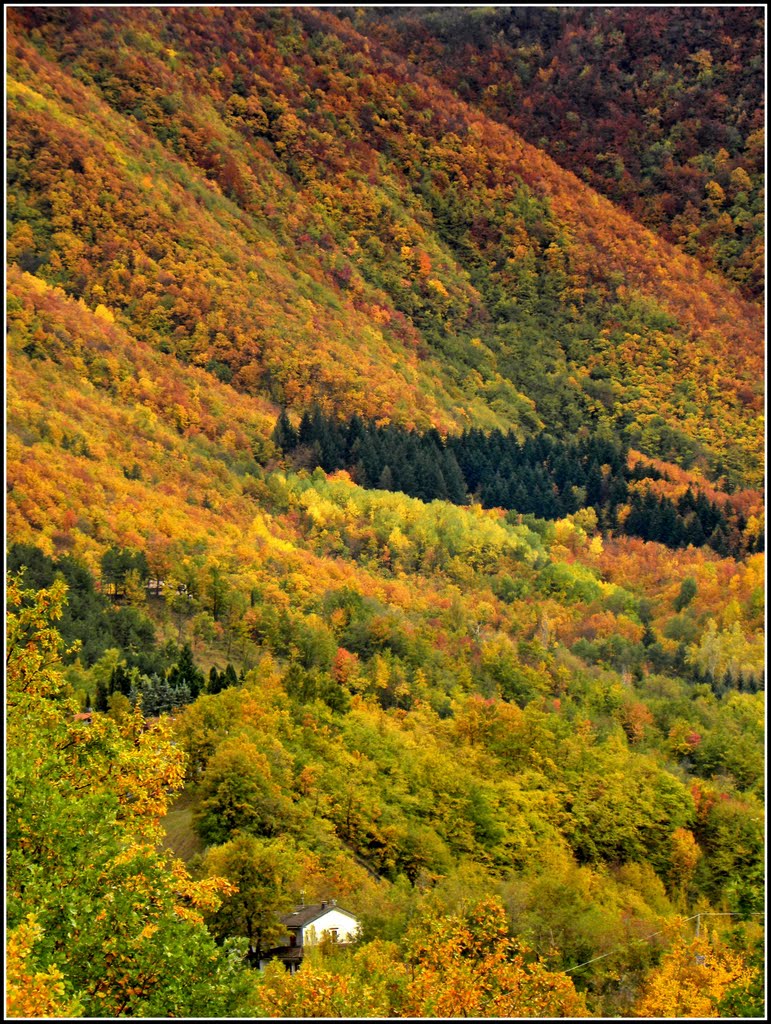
[7, 6, 763, 486]
[7, 267, 765, 1016]
[352, 6, 765, 300]
[5, 8, 766, 1018]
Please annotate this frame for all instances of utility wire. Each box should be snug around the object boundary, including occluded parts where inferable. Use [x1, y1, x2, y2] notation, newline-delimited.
[563, 912, 765, 974]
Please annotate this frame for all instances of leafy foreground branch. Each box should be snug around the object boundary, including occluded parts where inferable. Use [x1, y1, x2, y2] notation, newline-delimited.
[6, 573, 251, 1018]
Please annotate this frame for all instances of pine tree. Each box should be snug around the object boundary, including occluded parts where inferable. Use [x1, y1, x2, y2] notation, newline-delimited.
[685, 513, 707, 548]
[298, 409, 316, 447]
[709, 526, 731, 557]
[658, 498, 680, 546]
[585, 461, 604, 507]
[94, 679, 109, 712]
[109, 664, 132, 697]
[356, 433, 382, 487]
[168, 644, 204, 699]
[319, 416, 345, 472]
[608, 474, 628, 507]
[345, 414, 366, 460]
[442, 449, 468, 504]
[271, 410, 297, 452]
[208, 665, 223, 695]
[377, 464, 395, 491]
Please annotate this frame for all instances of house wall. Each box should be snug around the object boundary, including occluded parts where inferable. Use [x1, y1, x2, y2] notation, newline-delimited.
[301, 908, 359, 945]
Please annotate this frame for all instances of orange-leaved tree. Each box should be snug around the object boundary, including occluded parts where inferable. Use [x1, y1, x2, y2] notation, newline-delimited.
[404, 897, 587, 1017]
[634, 931, 759, 1017]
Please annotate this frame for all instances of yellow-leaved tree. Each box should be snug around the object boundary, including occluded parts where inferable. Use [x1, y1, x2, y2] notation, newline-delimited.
[6, 573, 256, 1018]
[404, 897, 588, 1018]
[6, 916, 83, 1019]
[634, 932, 758, 1018]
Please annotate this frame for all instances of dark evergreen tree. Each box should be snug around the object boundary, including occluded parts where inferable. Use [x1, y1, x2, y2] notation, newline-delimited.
[585, 461, 604, 508]
[345, 413, 366, 459]
[6, 543, 55, 589]
[94, 680, 109, 712]
[398, 458, 416, 496]
[356, 432, 383, 487]
[208, 665, 223, 695]
[604, 501, 618, 532]
[271, 409, 298, 452]
[657, 498, 681, 546]
[442, 449, 468, 504]
[510, 482, 530, 512]
[684, 513, 707, 548]
[297, 409, 316, 447]
[168, 644, 205, 700]
[413, 449, 448, 502]
[709, 526, 731, 557]
[607, 474, 628, 507]
[109, 664, 133, 697]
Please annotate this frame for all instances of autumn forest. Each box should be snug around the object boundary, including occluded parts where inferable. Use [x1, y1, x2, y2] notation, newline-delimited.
[5, 5, 765, 1019]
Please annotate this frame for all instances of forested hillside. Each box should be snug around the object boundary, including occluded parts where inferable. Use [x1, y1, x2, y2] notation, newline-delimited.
[7, 6, 763, 484]
[5, 5, 765, 1019]
[352, 6, 765, 300]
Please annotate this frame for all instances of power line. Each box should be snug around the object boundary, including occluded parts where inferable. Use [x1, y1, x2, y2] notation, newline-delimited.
[564, 912, 765, 974]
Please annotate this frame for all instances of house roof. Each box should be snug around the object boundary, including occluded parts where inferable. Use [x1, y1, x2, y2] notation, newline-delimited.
[280, 902, 358, 929]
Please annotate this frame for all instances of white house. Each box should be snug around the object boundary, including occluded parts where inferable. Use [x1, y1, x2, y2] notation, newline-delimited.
[258, 901, 360, 972]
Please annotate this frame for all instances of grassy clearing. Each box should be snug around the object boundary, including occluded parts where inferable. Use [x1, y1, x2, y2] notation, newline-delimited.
[161, 788, 205, 862]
